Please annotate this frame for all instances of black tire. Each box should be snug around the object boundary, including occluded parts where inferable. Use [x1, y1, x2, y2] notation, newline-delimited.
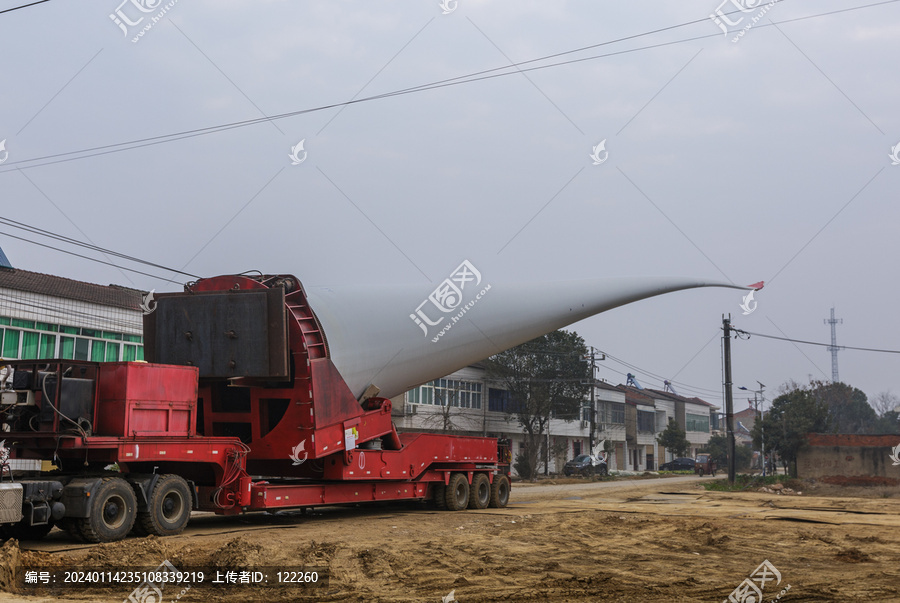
[433, 482, 447, 510]
[444, 473, 469, 511]
[489, 474, 510, 508]
[598, 464, 608, 477]
[76, 477, 136, 543]
[136, 475, 192, 537]
[698, 467, 705, 477]
[468, 474, 490, 510]
[58, 518, 84, 542]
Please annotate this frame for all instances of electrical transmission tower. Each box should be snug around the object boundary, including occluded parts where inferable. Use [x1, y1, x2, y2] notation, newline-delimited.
[824, 307, 843, 382]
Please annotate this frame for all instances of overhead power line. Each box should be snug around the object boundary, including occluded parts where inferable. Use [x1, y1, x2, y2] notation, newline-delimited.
[0, 217, 199, 279]
[0, 230, 186, 285]
[732, 328, 900, 355]
[0, 0, 51, 16]
[2, 0, 897, 172]
[0, 291, 142, 331]
[488, 344, 723, 399]
[602, 351, 724, 396]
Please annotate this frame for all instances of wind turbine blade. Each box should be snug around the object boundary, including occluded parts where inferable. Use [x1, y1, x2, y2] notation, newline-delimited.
[308, 276, 746, 400]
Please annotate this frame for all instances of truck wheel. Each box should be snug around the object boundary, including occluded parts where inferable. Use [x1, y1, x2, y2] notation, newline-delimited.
[76, 477, 136, 543]
[59, 518, 83, 542]
[468, 474, 490, 510]
[432, 482, 447, 510]
[489, 474, 510, 508]
[598, 465, 608, 477]
[444, 473, 469, 511]
[698, 467, 705, 477]
[136, 475, 192, 537]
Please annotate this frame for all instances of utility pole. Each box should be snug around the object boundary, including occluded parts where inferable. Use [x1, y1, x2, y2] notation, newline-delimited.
[824, 307, 843, 382]
[739, 381, 766, 475]
[723, 315, 736, 484]
[757, 381, 765, 476]
[582, 347, 605, 453]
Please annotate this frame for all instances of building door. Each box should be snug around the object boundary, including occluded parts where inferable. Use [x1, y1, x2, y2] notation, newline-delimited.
[573, 441, 582, 457]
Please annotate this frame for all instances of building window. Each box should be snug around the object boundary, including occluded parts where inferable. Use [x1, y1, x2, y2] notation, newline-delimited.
[21, 331, 39, 359]
[410, 379, 482, 410]
[39, 334, 56, 358]
[74, 338, 90, 360]
[609, 402, 625, 425]
[686, 413, 710, 433]
[0, 315, 141, 361]
[105, 343, 120, 362]
[59, 337, 75, 359]
[2, 329, 19, 358]
[488, 388, 523, 413]
[637, 410, 655, 433]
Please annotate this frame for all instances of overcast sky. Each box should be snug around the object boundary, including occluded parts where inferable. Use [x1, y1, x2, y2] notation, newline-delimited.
[1, 0, 898, 411]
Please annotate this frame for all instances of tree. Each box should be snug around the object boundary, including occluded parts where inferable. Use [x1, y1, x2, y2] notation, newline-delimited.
[808, 381, 876, 434]
[657, 418, 690, 458]
[702, 434, 753, 470]
[871, 391, 900, 434]
[871, 391, 900, 416]
[484, 330, 589, 480]
[751, 385, 831, 477]
[418, 380, 480, 433]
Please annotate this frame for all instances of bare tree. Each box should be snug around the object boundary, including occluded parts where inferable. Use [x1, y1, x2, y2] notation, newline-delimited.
[871, 391, 900, 417]
[417, 381, 482, 433]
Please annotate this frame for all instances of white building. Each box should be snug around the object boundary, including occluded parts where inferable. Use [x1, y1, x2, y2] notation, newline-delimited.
[646, 389, 717, 459]
[391, 362, 719, 476]
[0, 266, 144, 362]
[392, 365, 628, 475]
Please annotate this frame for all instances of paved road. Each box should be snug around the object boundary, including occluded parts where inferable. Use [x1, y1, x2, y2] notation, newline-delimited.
[511, 474, 712, 499]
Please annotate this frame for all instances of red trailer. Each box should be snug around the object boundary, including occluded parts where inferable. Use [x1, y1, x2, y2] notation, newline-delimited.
[0, 274, 511, 543]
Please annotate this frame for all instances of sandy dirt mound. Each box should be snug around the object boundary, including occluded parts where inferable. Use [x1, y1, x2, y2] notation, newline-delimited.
[0, 477, 898, 601]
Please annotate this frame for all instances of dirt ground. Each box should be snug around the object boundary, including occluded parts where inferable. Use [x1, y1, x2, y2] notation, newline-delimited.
[1, 474, 899, 602]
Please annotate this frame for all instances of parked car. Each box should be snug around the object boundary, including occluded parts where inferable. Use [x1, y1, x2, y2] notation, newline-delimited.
[563, 454, 608, 476]
[659, 457, 696, 471]
[694, 453, 718, 476]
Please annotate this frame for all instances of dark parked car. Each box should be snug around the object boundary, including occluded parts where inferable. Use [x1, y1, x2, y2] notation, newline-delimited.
[563, 454, 608, 476]
[659, 457, 696, 471]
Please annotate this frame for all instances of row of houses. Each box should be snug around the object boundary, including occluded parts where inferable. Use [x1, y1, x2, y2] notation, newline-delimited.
[390, 364, 719, 474]
[0, 259, 720, 475]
